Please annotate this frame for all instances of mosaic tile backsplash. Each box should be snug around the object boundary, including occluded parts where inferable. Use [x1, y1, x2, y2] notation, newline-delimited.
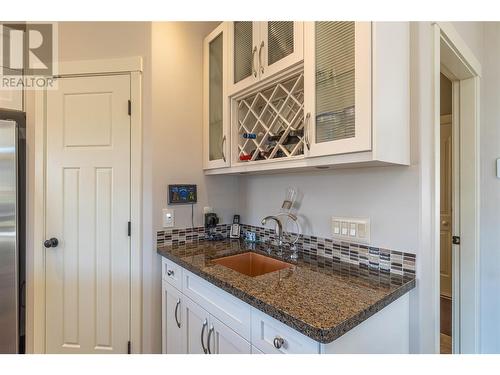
[156, 223, 416, 278]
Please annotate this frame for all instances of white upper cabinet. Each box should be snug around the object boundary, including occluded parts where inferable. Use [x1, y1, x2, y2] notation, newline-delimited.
[203, 21, 410, 175]
[228, 21, 304, 95]
[228, 22, 260, 95]
[203, 23, 230, 169]
[304, 22, 371, 157]
[304, 21, 409, 164]
[258, 21, 303, 81]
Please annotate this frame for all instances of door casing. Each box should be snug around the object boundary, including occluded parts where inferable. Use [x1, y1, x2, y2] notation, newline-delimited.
[30, 57, 143, 353]
[433, 23, 481, 354]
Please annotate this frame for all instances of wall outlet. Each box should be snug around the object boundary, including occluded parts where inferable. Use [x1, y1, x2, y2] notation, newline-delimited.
[162, 208, 174, 228]
[331, 216, 370, 244]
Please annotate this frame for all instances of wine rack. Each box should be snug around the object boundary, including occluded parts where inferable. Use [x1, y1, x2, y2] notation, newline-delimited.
[236, 73, 305, 163]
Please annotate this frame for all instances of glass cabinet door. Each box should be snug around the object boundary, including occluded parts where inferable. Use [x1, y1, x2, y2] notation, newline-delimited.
[304, 22, 371, 157]
[260, 21, 303, 80]
[229, 22, 259, 94]
[204, 23, 229, 169]
[315, 22, 355, 144]
[209, 32, 223, 162]
[233, 21, 255, 84]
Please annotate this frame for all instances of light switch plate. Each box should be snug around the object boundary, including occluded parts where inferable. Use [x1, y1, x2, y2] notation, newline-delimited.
[331, 216, 370, 244]
[162, 208, 174, 228]
[497, 158, 500, 178]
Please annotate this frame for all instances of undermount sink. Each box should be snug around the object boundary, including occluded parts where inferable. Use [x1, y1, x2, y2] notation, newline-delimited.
[213, 252, 293, 277]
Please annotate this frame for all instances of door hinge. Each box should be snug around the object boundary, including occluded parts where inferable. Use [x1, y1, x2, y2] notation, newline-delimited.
[127, 340, 131, 354]
[128, 221, 131, 236]
[128, 100, 131, 116]
[452, 236, 461, 245]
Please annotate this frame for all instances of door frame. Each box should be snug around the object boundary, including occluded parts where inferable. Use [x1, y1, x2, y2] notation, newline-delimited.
[433, 23, 481, 353]
[30, 57, 143, 353]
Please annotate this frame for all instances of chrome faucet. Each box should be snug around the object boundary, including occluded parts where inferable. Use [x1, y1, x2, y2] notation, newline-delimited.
[261, 215, 283, 247]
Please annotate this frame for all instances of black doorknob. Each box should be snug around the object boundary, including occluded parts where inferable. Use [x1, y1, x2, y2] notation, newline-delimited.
[44, 238, 59, 248]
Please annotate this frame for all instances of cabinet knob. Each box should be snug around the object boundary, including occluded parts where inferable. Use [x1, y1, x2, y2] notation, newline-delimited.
[273, 336, 285, 349]
[167, 270, 174, 277]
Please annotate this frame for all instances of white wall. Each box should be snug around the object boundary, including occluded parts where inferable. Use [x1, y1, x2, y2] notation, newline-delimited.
[479, 22, 500, 354]
[148, 21, 240, 352]
[240, 165, 419, 252]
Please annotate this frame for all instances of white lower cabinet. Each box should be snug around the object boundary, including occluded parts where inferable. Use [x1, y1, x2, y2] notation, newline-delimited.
[181, 291, 252, 354]
[251, 308, 320, 354]
[184, 296, 211, 354]
[161, 281, 184, 354]
[162, 258, 251, 354]
[161, 257, 410, 354]
[209, 315, 252, 354]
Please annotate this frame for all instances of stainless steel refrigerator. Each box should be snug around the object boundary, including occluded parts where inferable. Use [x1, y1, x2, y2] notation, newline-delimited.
[0, 109, 25, 354]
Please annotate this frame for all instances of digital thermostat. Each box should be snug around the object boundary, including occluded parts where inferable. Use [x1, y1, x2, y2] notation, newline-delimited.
[168, 184, 197, 205]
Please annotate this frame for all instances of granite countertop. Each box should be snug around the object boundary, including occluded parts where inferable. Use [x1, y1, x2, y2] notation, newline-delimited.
[157, 239, 416, 344]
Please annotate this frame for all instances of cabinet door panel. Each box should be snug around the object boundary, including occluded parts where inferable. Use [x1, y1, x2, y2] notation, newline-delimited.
[209, 316, 251, 354]
[260, 21, 303, 80]
[184, 296, 210, 354]
[304, 22, 371, 157]
[203, 23, 230, 169]
[162, 282, 185, 354]
[228, 21, 259, 94]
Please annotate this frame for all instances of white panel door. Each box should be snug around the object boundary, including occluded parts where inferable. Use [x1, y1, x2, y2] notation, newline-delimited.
[208, 316, 251, 354]
[162, 282, 185, 354]
[45, 74, 131, 353]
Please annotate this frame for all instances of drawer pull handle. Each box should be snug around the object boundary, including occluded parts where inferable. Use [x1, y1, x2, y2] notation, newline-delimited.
[167, 270, 174, 277]
[201, 319, 208, 354]
[273, 336, 285, 349]
[174, 298, 181, 328]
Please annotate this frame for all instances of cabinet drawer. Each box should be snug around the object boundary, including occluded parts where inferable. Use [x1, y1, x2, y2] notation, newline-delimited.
[251, 308, 320, 354]
[183, 270, 251, 340]
[162, 257, 182, 290]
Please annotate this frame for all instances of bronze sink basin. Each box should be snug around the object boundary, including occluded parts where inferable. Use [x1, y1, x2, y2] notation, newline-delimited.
[213, 252, 293, 277]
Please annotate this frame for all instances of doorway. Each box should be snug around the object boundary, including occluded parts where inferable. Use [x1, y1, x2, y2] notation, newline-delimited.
[434, 23, 481, 354]
[439, 73, 453, 354]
